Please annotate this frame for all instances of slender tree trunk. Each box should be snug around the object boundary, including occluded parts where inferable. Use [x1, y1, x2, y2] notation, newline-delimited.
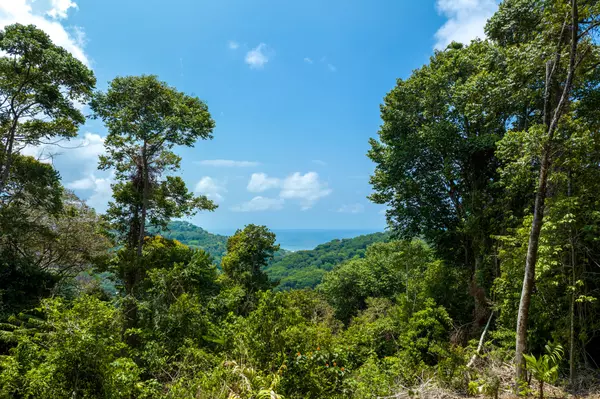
[515, 152, 550, 384]
[569, 264, 576, 384]
[137, 141, 149, 257]
[515, 0, 580, 389]
[126, 141, 149, 349]
[568, 171, 577, 386]
[467, 311, 494, 368]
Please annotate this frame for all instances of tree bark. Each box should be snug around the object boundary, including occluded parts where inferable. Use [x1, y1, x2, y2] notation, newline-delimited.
[515, 151, 550, 384]
[0, 119, 18, 193]
[467, 311, 494, 368]
[515, 0, 579, 389]
[568, 171, 576, 386]
[138, 140, 149, 257]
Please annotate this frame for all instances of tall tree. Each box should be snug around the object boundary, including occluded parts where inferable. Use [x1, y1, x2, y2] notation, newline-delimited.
[221, 224, 279, 314]
[0, 24, 95, 193]
[368, 40, 517, 327]
[90, 75, 216, 335]
[487, 0, 600, 383]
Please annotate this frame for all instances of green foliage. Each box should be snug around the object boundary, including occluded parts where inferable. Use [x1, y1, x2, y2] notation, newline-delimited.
[0, 296, 141, 399]
[523, 343, 564, 399]
[151, 221, 229, 264]
[266, 232, 389, 290]
[221, 225, 279, 314]
[3, 4, 600, 398]
[90, 74, 217, 251]
[368, 39, 512, 276]
[320, 240, 468, 324]
[0, 23, 95, 192]
[0, 189, 112, 318]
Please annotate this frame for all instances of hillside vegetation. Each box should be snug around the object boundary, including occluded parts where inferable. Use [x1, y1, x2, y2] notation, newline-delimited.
[266, 232, 389, 290]
[155, 221, 289, 266]
[152, 221, 229, 264]
[2, 4, 600, 398]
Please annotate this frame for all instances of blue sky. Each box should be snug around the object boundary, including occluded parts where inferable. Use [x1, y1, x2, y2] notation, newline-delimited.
[1, 0, 499, 230]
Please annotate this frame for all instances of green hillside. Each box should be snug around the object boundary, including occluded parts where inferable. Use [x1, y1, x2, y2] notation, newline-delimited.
[155, 221, 289, 265]
[153, 221, 229, 264]
[266, 232, 389, 290]
[154, 222, 387, 290]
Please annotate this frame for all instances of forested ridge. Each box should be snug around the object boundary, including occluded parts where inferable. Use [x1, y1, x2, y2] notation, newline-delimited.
[155, 221, 387, 289]
[1, 1, 600, 398]
[265, 232, 389, 290]
[150, 221, 229, 264]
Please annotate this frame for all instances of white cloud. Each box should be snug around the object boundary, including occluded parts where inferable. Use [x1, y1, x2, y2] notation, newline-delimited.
[327, 63, 337, 72]
[66, 172, 114, 213]
[280, 172, 332, 210]
[67, 176, 96, 190]
[0, 0, 89, 65]
[47, 0, 77, 19]
[434, 0, 498, 50]
[338, 203, 365, 214]
[195, 176, 227, 203]
[312, 159, 327, 166]
[231, 196, 284, 212]
[85, 175, 113, 212]
[228, 40, 239, 50]
[247, 173, 280, 193]
[197, 159, 260, 167]
[245, 43, 272, 69]
[23, 132, 113, 211]
[304, 57, 313, 64]
[22, 132, 105, 171]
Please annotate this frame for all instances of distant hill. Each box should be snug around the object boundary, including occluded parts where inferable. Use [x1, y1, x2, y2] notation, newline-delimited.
[154, 221, 289, 266]
[152, 221, 229, 264]
[153, 222, 387, 287]
[266, 232, 390, 291]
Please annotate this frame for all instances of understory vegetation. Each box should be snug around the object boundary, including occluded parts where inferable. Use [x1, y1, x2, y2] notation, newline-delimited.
[2, 1, 600, 398]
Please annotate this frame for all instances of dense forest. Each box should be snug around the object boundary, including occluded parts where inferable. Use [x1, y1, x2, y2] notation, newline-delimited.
[157, 221, 388, 290]
[151, 221, 229, 264]
[1, 1, 600, 398]
[154, 221, 289, 267]
[266, 232, 389, 290]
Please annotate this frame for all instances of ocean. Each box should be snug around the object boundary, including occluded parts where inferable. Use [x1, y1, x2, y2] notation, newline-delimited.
[211, 229, 383, 251]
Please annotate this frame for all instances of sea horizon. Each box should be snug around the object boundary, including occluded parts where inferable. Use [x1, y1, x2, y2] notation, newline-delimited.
[210, 228, 384, 252]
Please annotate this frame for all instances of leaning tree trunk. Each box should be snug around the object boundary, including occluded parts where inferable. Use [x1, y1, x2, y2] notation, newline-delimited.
[515, 0, 580, 389]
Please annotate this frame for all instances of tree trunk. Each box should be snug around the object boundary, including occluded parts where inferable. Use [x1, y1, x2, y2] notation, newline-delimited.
[568, 171, 577, 386]
[137, 141, 149, 257]
[0, 121, 18, 193]
[125, 141, 149, 349]
[515, 0, 579, 389]
[467, 311, 494, 368]
[540, 380, 544, 399]
[515, 151, 550, 384]
[569, 238, 576, 385]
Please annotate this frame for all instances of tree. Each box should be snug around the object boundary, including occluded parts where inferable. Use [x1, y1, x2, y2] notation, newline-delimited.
[90, 75, 216, 337]
[0, 153, 62, 216]
[91, 75, 216, 256]
[0, 184, 112, 318]
[0, 24, 95, 193]
[367, 40, 517, 328]
[221, 224, 279, 313]
[487, 0, 600, 383]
